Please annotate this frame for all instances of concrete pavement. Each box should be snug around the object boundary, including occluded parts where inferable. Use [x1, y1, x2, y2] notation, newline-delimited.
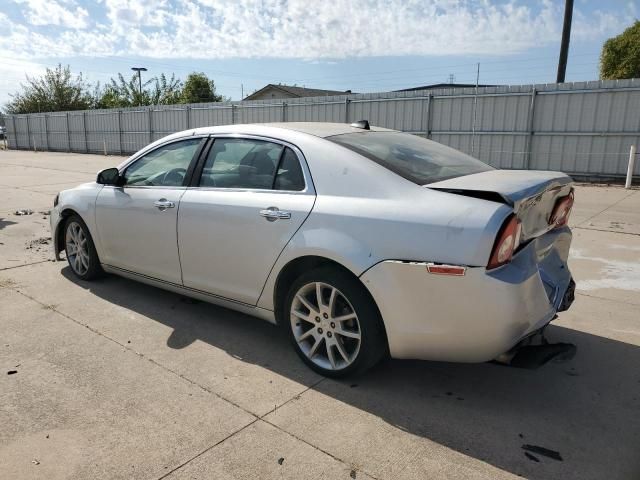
[1, 150, 639, 480]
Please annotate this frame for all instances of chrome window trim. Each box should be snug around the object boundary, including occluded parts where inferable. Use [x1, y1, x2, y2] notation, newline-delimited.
[118, 134, 208, 174]
[195, 133, 315, 195]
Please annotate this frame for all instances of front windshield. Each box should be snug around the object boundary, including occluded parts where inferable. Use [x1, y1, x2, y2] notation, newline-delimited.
[329, 132, 493, 185]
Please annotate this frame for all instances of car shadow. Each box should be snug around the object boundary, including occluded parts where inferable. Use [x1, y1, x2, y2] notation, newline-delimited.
[61, 267, 640, 480]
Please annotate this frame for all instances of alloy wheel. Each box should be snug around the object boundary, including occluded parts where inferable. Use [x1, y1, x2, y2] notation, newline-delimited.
[290, 282, 362, 371]
[65, 221, 90, 276]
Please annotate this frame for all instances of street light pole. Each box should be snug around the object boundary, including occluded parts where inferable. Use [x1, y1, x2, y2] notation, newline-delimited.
[556, 0, 574, 83]
[131, 67, 147, 105]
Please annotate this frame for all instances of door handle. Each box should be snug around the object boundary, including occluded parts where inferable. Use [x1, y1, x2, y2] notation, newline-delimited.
[154, 199, 175, 210]
[259, 207, 291, 221]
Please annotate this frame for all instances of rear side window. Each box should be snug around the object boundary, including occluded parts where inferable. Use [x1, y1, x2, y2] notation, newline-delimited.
[328, 132, 492, 185]
[274, 148, 305, 191]
[199, 139, 305, 191]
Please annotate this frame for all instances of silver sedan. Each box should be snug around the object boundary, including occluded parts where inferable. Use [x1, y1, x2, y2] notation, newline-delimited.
[50, 122, 575, 377]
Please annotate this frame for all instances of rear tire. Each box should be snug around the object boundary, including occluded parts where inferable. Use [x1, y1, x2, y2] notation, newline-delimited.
[282, 265, 387, 378]
[64, 214, 103, 281]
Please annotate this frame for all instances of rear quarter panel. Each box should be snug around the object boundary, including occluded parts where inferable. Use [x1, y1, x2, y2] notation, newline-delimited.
[257, 187, 510, 311]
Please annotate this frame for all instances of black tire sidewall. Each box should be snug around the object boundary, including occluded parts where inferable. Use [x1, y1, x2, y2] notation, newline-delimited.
[282, 265, 386, 378]
[64, 214, 103, 281]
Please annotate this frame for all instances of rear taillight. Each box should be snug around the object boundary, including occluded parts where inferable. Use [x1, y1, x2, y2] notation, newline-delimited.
[549, 190, 574, 228]
[487, 214, 521, 270]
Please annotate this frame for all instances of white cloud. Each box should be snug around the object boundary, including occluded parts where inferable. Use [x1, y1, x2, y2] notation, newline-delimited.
[0, 56, 47, 108]
[1, 0, 633, 60]
[13, 0, 90, 29]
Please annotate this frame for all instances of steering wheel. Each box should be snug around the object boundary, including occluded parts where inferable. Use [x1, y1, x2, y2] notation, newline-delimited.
[162, 167, 187, 186]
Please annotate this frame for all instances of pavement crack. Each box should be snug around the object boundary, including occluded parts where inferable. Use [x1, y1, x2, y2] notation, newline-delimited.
[576, 291, 640, 307]
[0, 260, 50, 271]
[573, 226, 640, 237]
[154, 418, 262, 480]
[576, 190, 637, 227]
[3, 283, 363, 480]
[261, 416, 384, 480]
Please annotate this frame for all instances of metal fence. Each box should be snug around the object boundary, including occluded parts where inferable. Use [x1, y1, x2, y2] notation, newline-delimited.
[4, 79, 640, 181]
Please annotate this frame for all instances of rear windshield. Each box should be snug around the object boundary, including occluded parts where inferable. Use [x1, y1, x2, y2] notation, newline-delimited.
[328, 131, 493, 185]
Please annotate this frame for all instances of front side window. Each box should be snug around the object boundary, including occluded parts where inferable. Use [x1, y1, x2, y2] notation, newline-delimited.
[124, 138, 201, 187]
[328, 132, 493, 185]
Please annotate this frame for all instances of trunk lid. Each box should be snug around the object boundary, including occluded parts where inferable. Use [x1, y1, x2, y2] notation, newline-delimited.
[427, 170, 573, 241]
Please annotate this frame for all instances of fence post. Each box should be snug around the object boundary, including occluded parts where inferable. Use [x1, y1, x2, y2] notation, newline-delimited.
[44, 115, 50, 151]
[12, 116, 17, 149]
[83, 112, 88, 153]
[282, 102, 287, 122]
[231, 104, 236, 124]
[65, 112, 71, 152]
[524, 87, 537, 170]
[148, 108, 153, 144]
[344, 98, 350, 123]
[423, 94, 432, 139]
[117, 110, 123, 155]
[626, 145, 637, 189]
[186, 106, 191, 129]
[26, 115, 32, 151]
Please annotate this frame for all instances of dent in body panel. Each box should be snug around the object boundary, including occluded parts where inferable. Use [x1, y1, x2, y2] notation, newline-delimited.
[256, 191, 510, 312]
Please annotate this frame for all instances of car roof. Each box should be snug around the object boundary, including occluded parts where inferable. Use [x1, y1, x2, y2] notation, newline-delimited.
[192, 122, 397, 139]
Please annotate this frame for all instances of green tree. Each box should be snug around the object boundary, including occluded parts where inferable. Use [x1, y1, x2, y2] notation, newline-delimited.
[180, 72, 223, 103]
[96, 72, 184, 108]
[150, 73, 183, 105]
[5, 64, 94, 114]
[96, 73, 154, 108]
[600, 20, 640, 80]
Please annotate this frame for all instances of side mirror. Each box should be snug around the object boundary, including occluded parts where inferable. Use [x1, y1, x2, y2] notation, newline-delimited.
[97, 167, 122, 186]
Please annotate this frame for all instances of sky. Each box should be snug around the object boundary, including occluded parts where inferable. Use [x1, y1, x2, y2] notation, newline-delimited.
[0, 0, 637, 107]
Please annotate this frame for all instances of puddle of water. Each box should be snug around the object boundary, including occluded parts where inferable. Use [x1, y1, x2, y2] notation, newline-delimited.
[569, 249, 640, 291]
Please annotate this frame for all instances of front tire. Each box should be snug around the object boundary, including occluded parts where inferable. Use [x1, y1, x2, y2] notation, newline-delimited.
[64, 214, 103, 281]
[283, 266, 387, 378]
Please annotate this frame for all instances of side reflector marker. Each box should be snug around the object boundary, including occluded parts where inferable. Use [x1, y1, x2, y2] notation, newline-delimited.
[426, 264, 467, 276]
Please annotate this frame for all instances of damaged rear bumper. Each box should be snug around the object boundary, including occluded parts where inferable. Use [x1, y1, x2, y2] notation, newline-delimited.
[360, 227, 574, 363]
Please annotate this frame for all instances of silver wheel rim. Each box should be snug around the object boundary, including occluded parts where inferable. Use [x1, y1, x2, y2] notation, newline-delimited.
[290, 282, 361, 371]
[65, 221, 90, 276]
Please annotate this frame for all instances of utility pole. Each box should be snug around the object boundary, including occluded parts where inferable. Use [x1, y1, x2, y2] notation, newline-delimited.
[556, 0, 574, 83]
[472, 63, 480, 156]
[131, 67, 148, 105]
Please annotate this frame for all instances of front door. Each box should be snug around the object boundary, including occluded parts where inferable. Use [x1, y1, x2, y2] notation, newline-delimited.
[95, 137, 203, 284]
[178, 137, 315, 305]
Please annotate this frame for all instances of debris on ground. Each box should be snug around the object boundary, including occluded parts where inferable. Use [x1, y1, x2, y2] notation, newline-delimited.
[524, 452, 540, 462]
[26, 237, 51, 251]
[7, 370, 17, 375]
[277, 457, 284, 465]
[350, 469, 357, 479]
[14, 209, 34, 216]
[39, 210, 51, 216]
[522, 444, 563, 461]
[32, 459, 40, 465]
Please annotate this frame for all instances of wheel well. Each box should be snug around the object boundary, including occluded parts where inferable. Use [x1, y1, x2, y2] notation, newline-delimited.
[55, 208, 78, 253]
[273, 255, 385, 339]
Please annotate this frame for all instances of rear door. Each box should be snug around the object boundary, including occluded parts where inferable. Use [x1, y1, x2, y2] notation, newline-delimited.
[95, 137, 204, 284]
[178, 136, 315, 305]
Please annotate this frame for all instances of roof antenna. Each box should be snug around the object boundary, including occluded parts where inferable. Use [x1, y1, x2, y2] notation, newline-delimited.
[350, 120, 370, 130]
